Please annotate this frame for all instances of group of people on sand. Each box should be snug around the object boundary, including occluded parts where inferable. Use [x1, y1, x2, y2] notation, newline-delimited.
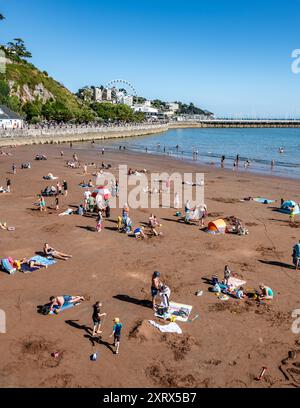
[37, 180, 68, 212]
[47, 296, 122, 355]
[211, 265, 274, 301]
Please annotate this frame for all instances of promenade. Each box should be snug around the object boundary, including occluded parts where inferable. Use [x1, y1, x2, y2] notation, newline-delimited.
[0, 123, 169, 147]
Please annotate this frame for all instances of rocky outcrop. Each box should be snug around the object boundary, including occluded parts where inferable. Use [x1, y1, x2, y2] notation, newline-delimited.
[8, 80, 54, 104]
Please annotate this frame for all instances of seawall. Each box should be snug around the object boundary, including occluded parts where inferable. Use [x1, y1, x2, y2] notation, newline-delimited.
[0, 124, 169, 147]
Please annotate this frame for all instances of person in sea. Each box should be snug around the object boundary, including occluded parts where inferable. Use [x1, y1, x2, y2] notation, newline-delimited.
[258, 284, 273, 300]
[221, 155, 225, 168]
[109, 318, 123, 355]
[151, 271, 161, 310]
[92, 302, 107, 336]
[49, 295, 85, 313]
[43, 243, 72, 260]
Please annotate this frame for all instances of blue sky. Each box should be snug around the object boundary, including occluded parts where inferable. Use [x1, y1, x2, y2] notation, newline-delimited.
[1, 0, 300, 117]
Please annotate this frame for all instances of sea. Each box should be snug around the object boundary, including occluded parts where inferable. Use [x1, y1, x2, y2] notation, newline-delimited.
[101, 127, 300, 179]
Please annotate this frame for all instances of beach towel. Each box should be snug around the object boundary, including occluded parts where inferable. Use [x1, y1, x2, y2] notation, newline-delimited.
[155, 301, 193, 322]
[58, 208, 73, 216]
[148, 320, 182, 334]
[1, 258, 17, 275]
[253, 197, 275, 204]
[49, 302, 81, 315]
[21, 256, 56, 273]
[227, 277, 246, 289]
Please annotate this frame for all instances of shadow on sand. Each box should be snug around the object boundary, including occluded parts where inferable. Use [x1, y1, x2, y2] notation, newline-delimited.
[113, 294, 152, 309]
[258, 259, 295, 270]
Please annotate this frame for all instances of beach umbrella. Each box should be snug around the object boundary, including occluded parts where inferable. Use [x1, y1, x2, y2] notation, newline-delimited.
[92, 186, 111, 200]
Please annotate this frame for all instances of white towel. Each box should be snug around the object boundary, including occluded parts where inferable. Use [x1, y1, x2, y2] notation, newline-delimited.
[148, 320, 182, 334]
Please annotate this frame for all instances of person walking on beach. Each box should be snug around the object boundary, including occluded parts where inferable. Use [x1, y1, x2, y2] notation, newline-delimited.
[12, 163, 16, 174]
[6, 178, 11, 193]
[39, 195, 46, 212]
[102, 148, 105, 155]
[92, 302, 107, 336]
[54, 194, 59, 211]
[63, 180, 68, 196]
[96, 210, 103, 232]
[60, 151, 64, 158]
[109, 318, 123, 355]
[70, 142, 73, 149]
[83, 164, 87, 175]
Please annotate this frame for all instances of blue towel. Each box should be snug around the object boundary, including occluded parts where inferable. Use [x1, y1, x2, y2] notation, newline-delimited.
[49, 302, 80, 315]
[21, 256, 56, 273]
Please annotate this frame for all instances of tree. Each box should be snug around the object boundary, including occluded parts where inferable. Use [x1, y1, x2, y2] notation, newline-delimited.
[6, 38, 32, 60]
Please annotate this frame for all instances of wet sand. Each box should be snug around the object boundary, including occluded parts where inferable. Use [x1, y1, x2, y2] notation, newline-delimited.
[0, 142, 300, 388]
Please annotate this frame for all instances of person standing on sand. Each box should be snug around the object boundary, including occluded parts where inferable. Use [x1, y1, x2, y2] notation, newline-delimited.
[55, 194, 59, 211]
[109, 318, 123, 355]
[63, 180, 68, 196]
[102, 148, 105, 155]
[292, 240, 300, 270]
[96, 210, 103, 232]
[83, 164, 87, 175]
[39, 195, 46, 212]
[6, 178, 11, 193]
[60, 151, 64, 158]
[289, 206, 296, 225]
[92, 302, 107, 336]
[12, 163, 16, 174]
[224, 265, 232, 285]
[151, 271, 161, 310]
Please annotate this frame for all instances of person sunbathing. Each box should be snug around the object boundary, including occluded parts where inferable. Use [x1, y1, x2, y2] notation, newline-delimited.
[43, 243, 72, 260]
[20, 257, 47, 269]
[49, 295, 85, 312]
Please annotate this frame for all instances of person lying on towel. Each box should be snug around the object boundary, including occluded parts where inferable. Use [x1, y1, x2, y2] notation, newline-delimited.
[49, 295, 85, 313]
[20, 257, 47, 270]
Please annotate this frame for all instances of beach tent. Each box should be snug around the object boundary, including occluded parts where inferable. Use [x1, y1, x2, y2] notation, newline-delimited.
[279, 200, 300, 215]
[207, 219, 227, 234]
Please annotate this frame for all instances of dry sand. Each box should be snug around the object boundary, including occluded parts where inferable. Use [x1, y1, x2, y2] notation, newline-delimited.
[0, 142, 300, 388]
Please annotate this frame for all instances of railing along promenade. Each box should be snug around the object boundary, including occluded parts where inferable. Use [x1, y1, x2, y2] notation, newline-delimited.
[0, 123, 169, 146]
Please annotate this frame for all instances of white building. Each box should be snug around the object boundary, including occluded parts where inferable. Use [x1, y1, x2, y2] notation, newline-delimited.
[0, 105, 23, 129]
[92, 87, 103, 102]
[102, 88, 112, 101]
[167, 102, 179, 112]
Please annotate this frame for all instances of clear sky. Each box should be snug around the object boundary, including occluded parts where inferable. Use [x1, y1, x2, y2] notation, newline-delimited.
[1, 0, 300, 117]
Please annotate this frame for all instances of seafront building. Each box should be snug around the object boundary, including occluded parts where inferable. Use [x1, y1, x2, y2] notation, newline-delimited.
[0, 105, 23, 129]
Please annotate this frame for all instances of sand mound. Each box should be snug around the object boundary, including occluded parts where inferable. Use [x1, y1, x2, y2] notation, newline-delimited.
[162, 333, 199, 361]
[15, 336, 63, 368]
[146, 361, 197, 387]
[129, 320, 162, 343]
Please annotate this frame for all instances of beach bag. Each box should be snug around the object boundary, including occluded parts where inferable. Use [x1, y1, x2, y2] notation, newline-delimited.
[41, 304, 51, 315]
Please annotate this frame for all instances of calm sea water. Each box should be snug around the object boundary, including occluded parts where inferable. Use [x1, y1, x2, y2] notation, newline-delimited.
[103, 127, 300, 179]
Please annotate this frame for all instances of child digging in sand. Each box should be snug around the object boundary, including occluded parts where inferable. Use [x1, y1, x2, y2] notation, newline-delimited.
[92, 302, 107, 336]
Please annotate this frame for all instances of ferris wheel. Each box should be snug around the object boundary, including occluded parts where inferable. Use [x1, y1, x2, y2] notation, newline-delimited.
[105, 79, 137, 96]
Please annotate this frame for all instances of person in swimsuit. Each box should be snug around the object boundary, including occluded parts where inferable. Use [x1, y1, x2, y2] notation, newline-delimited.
[43, 243, 72, 260]
[258, 284, 273, 300]
[49, 295, 85, 312]
[151, 271, 161, 310]
[92, 302, 107, 336]
[20, 257, 48, 270]
[109, 318, 123, 355]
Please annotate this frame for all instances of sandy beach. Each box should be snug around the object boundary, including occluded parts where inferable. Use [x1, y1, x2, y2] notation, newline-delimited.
[1, 142, 300, 388]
